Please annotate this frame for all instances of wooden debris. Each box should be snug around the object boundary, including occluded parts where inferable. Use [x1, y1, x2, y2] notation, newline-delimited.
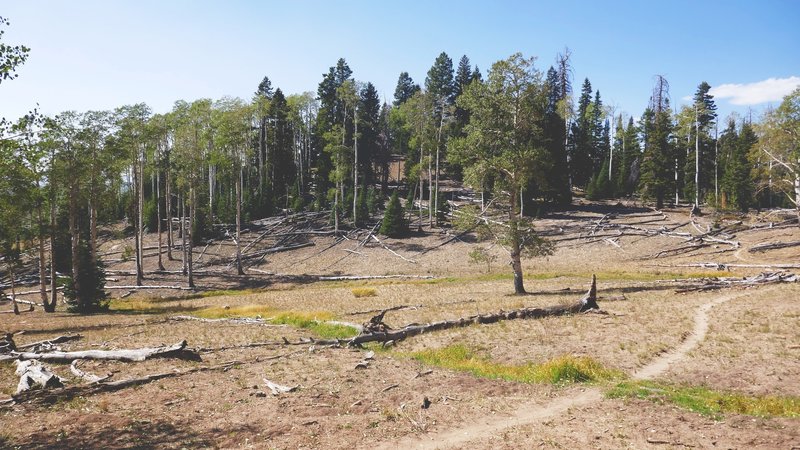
[15, 360, 64, 395]
[8, 361, 240, 406]
[748, 240, 800, 253]
[675, 271, 799, 293]
[318, 274, 434, 281]
[1, 340, 200, 363]
[17, 334, 83, 352]
[263, 378, 298, 395]
[380, 384, 399, 393]
[370, 234, 417, 264]
[69, 360, 110, 383]
[342, 275, 600, 347]
[345, 304, 422, 316]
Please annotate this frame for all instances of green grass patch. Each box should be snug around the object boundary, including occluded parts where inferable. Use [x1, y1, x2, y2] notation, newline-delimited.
[607, 380, 800, 419]
[270, 312, 359, 339]
[351, 287, 377, 298]
[409, 345, 622, 385]
[193, 305, 358, 339]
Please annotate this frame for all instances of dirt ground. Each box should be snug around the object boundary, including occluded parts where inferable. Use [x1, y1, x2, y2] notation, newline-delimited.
[1, 200, 799, 449]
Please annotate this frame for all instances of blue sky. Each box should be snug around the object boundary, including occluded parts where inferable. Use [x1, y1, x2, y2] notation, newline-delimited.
[2, 0, 798, 122]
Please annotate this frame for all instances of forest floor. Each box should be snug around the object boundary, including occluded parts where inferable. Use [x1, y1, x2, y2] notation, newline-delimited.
[1, 199, 799, 449]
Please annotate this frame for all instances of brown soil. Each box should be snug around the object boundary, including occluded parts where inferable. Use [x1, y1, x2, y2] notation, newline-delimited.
[1, 200, 798, 449]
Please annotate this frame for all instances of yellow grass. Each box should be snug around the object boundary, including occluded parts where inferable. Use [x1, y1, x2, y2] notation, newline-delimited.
[408, 344, 623, 385]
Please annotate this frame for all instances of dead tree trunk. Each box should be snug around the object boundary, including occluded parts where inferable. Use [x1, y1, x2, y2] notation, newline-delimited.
[37, 204, 48, 307]
[10, 361, 237, 406]
[156, 169, 165, 271]
[235, 166, 244, 275]
[344, 276, 599, 346]
[68, 181, 81, 308]
[166, 168, 174, 261]
[3, 340, 200, 363]
[187, 186, 195, 289]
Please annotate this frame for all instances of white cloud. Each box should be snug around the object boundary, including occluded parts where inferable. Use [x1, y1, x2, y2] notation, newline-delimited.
[709, 76, 800, 105]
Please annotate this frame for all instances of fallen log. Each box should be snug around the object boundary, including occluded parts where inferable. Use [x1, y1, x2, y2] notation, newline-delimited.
[748, 240, 800, 253]
[370, 235, 417, 264]
[1, 304, 34, 314]
[317, 274, 435, 281]
[333, 275, 600, 347]
[15, 360, 64, 395]
[17, 334, 83, 351]
[242, 242, 315, 261]
[345, 304, 423, 316]
[8, 360, 239, 406]
[674, 271, 799, 293]
[1, 340, 200, 363]
[646, 262, 800, 270]
[104, 285, 195, 291]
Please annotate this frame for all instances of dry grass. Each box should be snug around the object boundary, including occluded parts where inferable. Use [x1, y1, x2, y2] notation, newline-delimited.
[350, 287, 377, 298]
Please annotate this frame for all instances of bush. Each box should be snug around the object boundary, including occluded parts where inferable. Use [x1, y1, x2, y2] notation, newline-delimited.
[380, 191, 407, 237]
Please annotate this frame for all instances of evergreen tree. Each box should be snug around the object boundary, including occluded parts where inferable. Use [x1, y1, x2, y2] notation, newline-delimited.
[393, 72, 419, 107]
[683, 82, 718, 204]
[255, 76, 274, 99]
[425, 52, 455, 106]
[470, 66, 483, 83]
[380, 191, 407, 237]
[535, 66, 571, 204]
[453, 55, 473, 137]
[270, 88, 294, 209]
[454, 55, 472, 99]
[720, 120, 755, 211]
[358, 82, 381, 185]
[638, 76, 674, 208]
[591, 90, 606, 174]
[570, 78, 594, 187]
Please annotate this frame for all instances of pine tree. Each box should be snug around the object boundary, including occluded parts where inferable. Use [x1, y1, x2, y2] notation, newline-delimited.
[721, 119, 755, 211]
[393, 72, 419, 107]
[638, 76, 674, 208]
[535, 66, 570, 204]
[570, 78, 594, 187]
[683, 82, 718, 205]
[271, 88, 294, 209]
[358, 82, 381, 186]
[470, 66, 483, 83]
[591, 90, 606, 175]
[380, 191, 407, 237]
[425, 52, 455, 106]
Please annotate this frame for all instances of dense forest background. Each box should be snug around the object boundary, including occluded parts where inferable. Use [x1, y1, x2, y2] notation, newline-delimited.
[2, 15, 799, 310]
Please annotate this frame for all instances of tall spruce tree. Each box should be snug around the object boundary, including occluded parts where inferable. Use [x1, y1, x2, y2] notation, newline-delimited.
[570, 78, 594, 187]
[683, 82, 718, 205]
[393, 72, 419, 107]
[639, 76, 674, 208]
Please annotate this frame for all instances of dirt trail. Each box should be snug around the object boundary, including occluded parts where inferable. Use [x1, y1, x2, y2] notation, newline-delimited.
[378, 289, 755, 450]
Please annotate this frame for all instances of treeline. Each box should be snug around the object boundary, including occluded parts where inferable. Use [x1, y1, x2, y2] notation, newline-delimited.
[2, 17, 800, 310]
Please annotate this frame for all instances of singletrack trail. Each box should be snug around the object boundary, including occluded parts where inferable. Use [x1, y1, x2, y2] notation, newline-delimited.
[377, 289, 754, 450]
